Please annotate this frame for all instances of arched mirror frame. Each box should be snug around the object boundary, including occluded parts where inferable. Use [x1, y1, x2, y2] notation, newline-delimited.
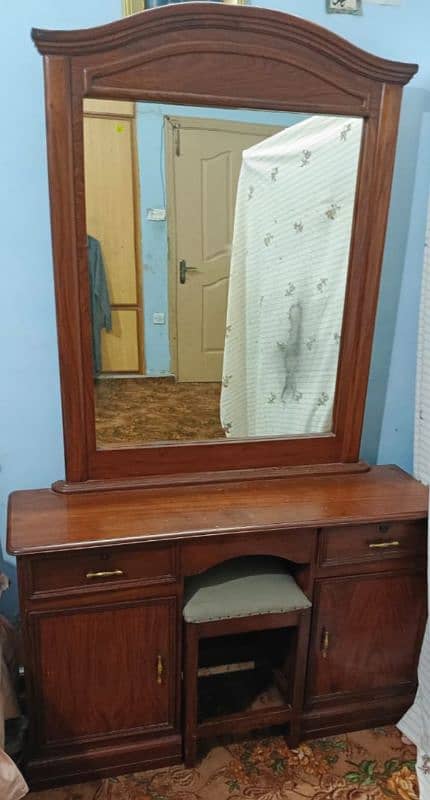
[32, 3, 417, 489]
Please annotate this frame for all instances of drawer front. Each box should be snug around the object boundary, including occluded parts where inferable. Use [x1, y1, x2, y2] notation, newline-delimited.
[181, 528, 317, 576]
[319, 520, 426, 568]
[30, 543, 176, 596]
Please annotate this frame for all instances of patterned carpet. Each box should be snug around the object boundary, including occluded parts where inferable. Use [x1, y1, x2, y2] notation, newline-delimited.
[95, 378, 225, 445]
[28, 726, 419, 799]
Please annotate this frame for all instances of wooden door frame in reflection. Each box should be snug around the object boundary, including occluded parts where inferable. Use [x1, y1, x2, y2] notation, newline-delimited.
[32, 3, 417, 488]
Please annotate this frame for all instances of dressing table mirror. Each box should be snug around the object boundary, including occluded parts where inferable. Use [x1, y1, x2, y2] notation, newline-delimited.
[6, 3, 428, 789]
[31, 1, 419, 487]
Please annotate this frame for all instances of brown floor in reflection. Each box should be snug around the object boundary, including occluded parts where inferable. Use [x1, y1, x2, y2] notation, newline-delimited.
[95, 378, 225, 446]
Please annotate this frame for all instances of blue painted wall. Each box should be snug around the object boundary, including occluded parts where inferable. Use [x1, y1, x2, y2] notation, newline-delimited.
[254, 0, 430, 468]
[1, 0, 429, 617]
[0, 0, 122, 619]
[377, 110, 430, 471]
[136, 103, 307, 375]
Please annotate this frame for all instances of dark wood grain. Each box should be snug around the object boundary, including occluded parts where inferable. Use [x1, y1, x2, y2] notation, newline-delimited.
[52, 461, 371, 495]
[318, 520, 427, 568]
[28, 542, 176, 599]
[181, 530, 317, 577]
[7, 466, 428, 556]
[31, 3, 418, 484]
[11, 465, 427, 787]
[31, 597, 176, 746]
[306, 570, 427, 706]
[32, 4, 416, 85]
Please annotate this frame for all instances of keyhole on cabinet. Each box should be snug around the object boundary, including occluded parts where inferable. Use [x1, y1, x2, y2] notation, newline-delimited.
[378, 523, 390, 534]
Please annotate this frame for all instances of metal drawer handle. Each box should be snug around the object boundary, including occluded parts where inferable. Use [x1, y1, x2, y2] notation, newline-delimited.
[85, 569, 124, 579]
[156, 654, 164, 685]
[368, 541, 400, 550]
[321, 629, 330, 659]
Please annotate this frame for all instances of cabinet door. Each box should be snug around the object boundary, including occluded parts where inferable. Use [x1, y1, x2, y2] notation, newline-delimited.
[101, 309, 140, 372]
[307, 572, 426, 705]
[84, 114, 137, 306]
[31, 597, 176, 747]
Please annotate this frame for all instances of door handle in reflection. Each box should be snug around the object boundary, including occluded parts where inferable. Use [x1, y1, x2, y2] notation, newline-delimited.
[179, 259, 199, 284]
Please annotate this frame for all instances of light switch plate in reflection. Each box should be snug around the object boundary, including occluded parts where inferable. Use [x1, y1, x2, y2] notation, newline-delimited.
[147, 208, 166, 221]
[326, 0, 363, 13]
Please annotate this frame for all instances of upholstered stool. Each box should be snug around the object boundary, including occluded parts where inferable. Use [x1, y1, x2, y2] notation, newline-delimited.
[182, 557, 312, 766]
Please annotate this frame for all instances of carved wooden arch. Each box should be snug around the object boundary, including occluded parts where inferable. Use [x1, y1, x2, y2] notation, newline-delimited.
[32, 4, 417, 489]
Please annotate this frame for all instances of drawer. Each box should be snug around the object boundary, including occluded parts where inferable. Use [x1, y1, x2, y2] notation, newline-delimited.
[29, 543, 176, 596]
[319, 520, 427, 568]
[181, 528, 317, 576]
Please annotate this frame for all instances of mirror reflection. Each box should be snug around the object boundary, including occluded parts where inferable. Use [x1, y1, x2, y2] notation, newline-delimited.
[83, 99, 362, 446]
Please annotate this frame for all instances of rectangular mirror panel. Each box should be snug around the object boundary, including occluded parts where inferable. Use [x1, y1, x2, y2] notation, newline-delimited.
[83, 100, 363, 447]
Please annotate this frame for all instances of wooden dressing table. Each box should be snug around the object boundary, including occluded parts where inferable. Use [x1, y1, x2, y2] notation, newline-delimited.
[7, 3, 427, 789]
[8, 466, 427, 787]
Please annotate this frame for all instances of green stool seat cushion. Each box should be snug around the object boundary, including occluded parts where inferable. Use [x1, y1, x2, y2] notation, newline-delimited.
[183, 557, 311, 623]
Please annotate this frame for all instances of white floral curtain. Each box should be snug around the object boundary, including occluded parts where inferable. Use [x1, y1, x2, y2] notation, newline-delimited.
[398, 198, 430, 797]
[220, 115, 362, 439]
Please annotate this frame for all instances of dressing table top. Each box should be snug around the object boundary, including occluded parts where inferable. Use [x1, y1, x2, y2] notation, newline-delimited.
[7, 465, 428, 556]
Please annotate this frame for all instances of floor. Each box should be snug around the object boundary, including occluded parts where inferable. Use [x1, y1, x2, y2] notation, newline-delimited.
[95, 378, 225, 446]
[27, 726, 418, 799]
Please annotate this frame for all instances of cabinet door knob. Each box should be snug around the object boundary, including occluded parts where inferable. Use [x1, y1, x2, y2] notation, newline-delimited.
[321, 628, 330, 659]
[85, 569, 124, 579]
[156, 654, 164, 685]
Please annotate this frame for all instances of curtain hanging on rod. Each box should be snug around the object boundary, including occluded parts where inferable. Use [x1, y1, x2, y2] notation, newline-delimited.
[220, 115, 362, 439]
[398, 193, 430, 799]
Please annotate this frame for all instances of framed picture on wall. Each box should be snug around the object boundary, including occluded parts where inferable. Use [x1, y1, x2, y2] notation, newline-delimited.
[326, 0, 363, 14]
[123, 0, 247, 13]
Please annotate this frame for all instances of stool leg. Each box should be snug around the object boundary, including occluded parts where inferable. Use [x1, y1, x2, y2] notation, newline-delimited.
[184, 623, 199, 768]
[289, 608, 312, 749]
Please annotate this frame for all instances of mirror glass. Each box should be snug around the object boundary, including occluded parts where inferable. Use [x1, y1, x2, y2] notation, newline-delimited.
[83, 99, 363, 447]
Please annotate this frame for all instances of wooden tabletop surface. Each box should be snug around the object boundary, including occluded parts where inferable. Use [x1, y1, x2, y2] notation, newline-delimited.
[7, 465, 428, 555]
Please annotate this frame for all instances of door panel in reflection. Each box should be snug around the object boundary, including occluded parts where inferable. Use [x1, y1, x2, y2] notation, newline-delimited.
[170, 119, 280, 382]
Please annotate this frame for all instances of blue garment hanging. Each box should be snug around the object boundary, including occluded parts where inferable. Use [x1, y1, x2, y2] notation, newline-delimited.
[87, 235, 112, 374]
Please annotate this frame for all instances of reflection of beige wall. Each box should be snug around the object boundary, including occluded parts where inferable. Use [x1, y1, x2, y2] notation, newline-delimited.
[83, 99, 143, 373]
[166, 118, 280, 383]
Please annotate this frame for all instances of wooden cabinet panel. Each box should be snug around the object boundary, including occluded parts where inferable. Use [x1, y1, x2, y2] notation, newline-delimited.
[31, 597, 177, 747]
[83, 99, 135, 117]
[319, 520, 426, 568]
[101, 309, 140, 373]
[181, 528, 317, 576]
[307, 572, 426, 705]
[84, 114, 138, 306]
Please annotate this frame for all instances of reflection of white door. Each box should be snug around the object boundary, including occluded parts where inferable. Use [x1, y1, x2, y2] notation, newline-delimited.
[167, 118, 280, 382]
